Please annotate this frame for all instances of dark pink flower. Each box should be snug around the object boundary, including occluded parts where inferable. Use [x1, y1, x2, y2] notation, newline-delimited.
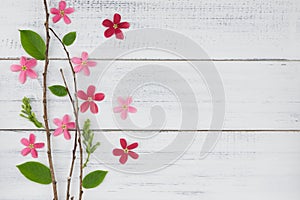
[10, 56, 38, 84]
[71, 52, 97, 76]
[102, 13, 130, 40]
[50, 0, 74, 24]
[21, 133, 45, 158]
[53, 114, 75, 140]
[77, 85, 105, 114]
[113, 138, 139, 164]
[113, 97, 137, 120]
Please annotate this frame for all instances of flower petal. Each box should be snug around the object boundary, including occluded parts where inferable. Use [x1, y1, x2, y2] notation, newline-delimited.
[53, 127, 63, 136]
[10, 64, 22, 72]
[117, 97, 126, 105]
[82, 66, 90, 76]
[126, 97, 132, 105]
[64, 130, 71, 140]
[102, 19, 113, 27]
[115, 28, 124, 40]
[63, 15, 71, 24]
[118, 22, 130, 29]
[113, 106, 123, 113]
[20, 56, 27, 66]
[19, 70, 27, 84]
[104, 27, 115, 38]
[113, 13, 121, 24]
[120, 110, 128, 120]
[120, 138, 127, 149]
[128, 151, 139, 159]
[50, 8, 59, 14]
[53, 118, 62, 126]
[77, 90, 88, 100]
[29, 134, 35, 144]
[112, 148, 124, 156]
[80, 101, 90, 113]
[52, 14, 62, 23]
[21, 148, 31, 156]
[34, 143, 45, 149]
[90, 101, 98, 114]
[26, 69, 38, 79]
[119, 153, 128, 164]
[67, 122, 75, 129]
[127, 142, 138, 150]
[59, 0, 66, 10]
[31, 149, 38, 158]
[63, 114, 70, 124]
[128, 106, 137, 113]
[74, 65, 83, 73]
[87, 61, 97, 67]
[25, 59, 37, 68]
[64, 7, 74, 14]
[71, 57, 82, 64]
[20, 138, 29, 146]
[94, 93, 105, 101]
[81, 51, 89, 61]
[87, 85, 96, 97]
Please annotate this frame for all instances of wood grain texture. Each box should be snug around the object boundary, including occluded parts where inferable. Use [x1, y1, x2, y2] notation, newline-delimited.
[0, 0, 300, 59]
[0, 131, 299, 200]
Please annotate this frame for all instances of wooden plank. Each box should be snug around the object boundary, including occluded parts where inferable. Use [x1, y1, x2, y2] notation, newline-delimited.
[1, 60, 299, 130]
[0, 0, 300, 59]
[0, 131, 299, 199]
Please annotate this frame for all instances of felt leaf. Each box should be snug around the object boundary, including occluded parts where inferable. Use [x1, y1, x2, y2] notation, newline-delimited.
[16, 161, 52, 184]
[62, 32, 76, 46]
[48, 85, 68, 97]
[83, 170, 108, 189]
[19, 30, 46, 60]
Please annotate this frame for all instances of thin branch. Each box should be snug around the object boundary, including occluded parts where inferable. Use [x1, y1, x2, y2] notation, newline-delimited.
[42, 0, 58, 199]
[50, 27, 84, 200]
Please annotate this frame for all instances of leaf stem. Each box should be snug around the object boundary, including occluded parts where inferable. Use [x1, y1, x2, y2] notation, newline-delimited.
[42, 0, 58, 199]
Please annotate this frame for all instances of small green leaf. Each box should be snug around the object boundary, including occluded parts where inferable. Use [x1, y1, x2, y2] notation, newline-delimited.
[83, 170, 108, 189]
[16, 161, 52, 184]
[48, 85, 68, 97]
[19, 30, 46, 60]
[62, 32, 76, 46]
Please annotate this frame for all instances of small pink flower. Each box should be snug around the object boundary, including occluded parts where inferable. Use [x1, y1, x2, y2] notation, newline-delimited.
[53, 114, 75, 140]
[113, 138, 139, 164]
[10, 56, 38, 84]
[71, 52, 97, 76]
[102, 13, 130, 40]
[20, 133, 45, 158]
[77, 85, 105, 114]
[113, 97, 137, 120]
[50, 0, 74, 24]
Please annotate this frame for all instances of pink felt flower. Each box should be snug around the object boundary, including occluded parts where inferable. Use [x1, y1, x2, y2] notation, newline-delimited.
[102, 13, 130, 40]
[10, 56, 38, 84]
[77, 85, 105, 114]
[113, 138, 139, 164]
[113, 97, 137, 120]
[21, 133, 45, 158]
[50, 0, 74, 24]
[53, 114, 75, 140]
[71, 52, 97, 76]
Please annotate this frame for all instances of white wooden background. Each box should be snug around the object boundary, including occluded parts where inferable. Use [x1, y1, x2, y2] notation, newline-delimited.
[1, 0, 300, 199]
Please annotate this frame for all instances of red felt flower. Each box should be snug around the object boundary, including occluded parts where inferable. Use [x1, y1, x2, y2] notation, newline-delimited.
[20, 133, 45, 158]
[102, 13, 130, 40]
[77, 85, 105, 114]
[113, 138, 139, 164]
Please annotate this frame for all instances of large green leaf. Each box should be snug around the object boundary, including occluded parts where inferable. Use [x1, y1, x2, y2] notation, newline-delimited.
[48, 85, 68, 97]
[16, 161, 52, 184]
[62, 32, 76, 46]
[83, 170, 108, 189]
[19, 30, 46, 60]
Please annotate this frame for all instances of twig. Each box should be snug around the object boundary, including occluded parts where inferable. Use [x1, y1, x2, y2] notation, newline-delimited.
[42, 0, 58, 199]
[49, 27, 84, 199]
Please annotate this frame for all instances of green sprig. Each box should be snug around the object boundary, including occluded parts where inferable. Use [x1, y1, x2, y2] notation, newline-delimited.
[20, 97, 44, 128]
[82, 119, 100, 168]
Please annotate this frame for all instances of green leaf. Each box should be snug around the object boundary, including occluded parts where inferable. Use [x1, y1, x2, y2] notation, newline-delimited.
[19, 30, 46, 60]
[83, 170, 108, 189]
[48, 85, 68, 97]
[16, 161, 52, 184]
[62, 32, 76, 46]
